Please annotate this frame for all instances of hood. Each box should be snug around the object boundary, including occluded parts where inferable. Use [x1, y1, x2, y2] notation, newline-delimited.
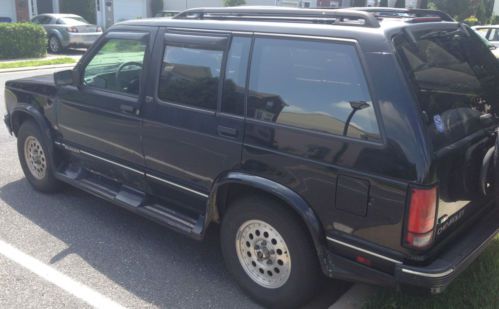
[6, 73, 57, 97]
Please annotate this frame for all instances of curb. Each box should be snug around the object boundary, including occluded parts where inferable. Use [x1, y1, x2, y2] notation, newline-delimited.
[329, 284, 378, 309]
[0, 63, 76, 74]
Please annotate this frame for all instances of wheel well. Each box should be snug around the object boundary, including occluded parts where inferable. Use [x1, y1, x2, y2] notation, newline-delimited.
[214, 183, 317, 240]
[11, 112, 35, 136]
[214, 182, 327, 271]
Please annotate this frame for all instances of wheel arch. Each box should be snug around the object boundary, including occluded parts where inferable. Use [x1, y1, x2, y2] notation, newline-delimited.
[208, 172, 329, 273]
[48, 29, 64, 42]
[47, 29, 66, 49]
[10, 106, 56, 162]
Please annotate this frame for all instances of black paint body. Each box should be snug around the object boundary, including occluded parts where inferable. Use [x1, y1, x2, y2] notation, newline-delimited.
[4, 15, 499, 293]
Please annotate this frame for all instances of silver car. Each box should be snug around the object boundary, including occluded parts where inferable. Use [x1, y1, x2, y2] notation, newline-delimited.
[31, 14, 103, 53]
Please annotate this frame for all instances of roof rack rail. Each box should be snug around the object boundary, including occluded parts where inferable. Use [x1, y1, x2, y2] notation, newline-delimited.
[174, 7, 381, 28]
[350, 7, 454, 22]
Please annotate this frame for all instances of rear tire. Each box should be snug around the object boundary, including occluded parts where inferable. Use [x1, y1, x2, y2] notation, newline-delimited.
[48, 35, 62, 54]
[221, 195, 322, 308]
[17, 120, 61, 193]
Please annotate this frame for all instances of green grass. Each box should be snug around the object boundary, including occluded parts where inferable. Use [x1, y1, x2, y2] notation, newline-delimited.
[0, 57, 76, 69]
[364, 235, 499, 309]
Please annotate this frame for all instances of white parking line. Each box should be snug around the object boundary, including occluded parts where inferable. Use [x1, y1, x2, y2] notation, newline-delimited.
[0, 239, 126, 309]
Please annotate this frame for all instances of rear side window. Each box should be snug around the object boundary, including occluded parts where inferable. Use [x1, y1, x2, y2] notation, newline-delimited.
[158, 45, 223, 110]
[247, 37, 380, 141]
[474, 28, 489, 38]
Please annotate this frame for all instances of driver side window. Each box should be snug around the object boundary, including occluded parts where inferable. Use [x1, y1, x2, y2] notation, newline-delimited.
[83, 38, 147, 96]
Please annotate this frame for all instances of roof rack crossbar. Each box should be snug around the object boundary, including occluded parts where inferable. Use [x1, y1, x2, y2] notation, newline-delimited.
[174, 7, 381, 28]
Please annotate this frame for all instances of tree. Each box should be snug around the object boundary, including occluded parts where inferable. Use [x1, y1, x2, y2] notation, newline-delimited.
[395, 0, 406, 8]
[223, 0, 246, 6]
[429, 0, 494, 23]
[60, 0, 96, 24]
[352, 0, 367, 6]
[475, 0, 495, 24]
[379, 0, 388, 6]
[150, 0, 164, 16]
[420, 0, 428, 9]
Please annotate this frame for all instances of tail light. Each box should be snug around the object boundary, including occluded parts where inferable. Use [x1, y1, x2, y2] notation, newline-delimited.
[67, 26, 78, 33]
[405, 186, 438, 249]
[96, 26, 102, 32]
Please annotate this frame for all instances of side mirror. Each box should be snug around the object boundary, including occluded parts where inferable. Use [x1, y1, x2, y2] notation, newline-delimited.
[54, 70, 75, 86]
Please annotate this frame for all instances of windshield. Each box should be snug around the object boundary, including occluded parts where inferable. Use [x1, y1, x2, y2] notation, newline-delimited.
[394, 26, 499, 149]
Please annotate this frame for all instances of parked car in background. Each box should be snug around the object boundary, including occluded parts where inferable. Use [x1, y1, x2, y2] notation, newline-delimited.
[473, 25, 499, 47]
[154, 10, 180, 18]
[0, 17, 12, 23]
[31, 14, 103, 53]
[472, 25, 499, 59]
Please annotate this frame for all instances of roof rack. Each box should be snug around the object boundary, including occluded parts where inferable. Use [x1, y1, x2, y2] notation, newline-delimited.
[350, 7, 454, 22]
[174, 6, 381, 28]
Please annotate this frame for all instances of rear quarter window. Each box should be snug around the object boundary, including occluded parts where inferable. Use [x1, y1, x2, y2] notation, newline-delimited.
[247, 37, 380, 142]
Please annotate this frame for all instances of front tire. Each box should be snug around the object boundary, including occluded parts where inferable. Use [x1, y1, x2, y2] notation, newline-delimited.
[221, 195, 322, 308]
[17, 120, 61, 193]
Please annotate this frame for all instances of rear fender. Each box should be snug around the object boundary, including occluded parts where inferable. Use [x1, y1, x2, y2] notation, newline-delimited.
[208, 172, 333, 275]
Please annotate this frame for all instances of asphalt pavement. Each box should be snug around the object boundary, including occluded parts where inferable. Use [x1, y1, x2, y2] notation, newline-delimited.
[0, 68, 350, 308]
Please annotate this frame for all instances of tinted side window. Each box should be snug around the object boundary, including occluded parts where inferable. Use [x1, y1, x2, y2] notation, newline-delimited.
[491, 29, 499, 41]
[221, 37, 251, 115]
[248, 38, 380, 141]
[40, 16, 52, 24]
[158, 45, 223, 110]
[83, 38, 147, 95]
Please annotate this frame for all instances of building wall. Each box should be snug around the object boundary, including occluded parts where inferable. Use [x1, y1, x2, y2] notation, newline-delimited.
[163, 0, 422, 10]
[163, 0, 284, 11]
[494, 0, 499, 16]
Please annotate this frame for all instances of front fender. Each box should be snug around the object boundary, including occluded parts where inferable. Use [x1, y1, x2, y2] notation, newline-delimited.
[10, 105, 55, 160]
[209, 172, 331, 272]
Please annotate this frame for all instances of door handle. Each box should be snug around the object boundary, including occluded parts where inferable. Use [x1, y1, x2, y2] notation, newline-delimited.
[120, 104, 136, 115]
[217, 125, 238, 138]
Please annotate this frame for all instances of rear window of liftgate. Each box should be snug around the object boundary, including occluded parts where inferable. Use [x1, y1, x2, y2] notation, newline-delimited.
[394, 26, 499, 149]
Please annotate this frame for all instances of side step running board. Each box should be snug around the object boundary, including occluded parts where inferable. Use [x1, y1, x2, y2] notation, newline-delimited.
[55, 163, 205, 240]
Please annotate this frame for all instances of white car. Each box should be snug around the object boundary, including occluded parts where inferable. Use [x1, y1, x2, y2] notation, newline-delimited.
[472, 25, 499, 59]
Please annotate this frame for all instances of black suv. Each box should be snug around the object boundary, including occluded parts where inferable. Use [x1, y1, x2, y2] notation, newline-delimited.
[4, 7, 499, 307]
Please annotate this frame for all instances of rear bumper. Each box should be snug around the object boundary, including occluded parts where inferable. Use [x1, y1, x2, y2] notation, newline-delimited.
[325, 204, 499, 294]
[64, 33, 101, 48]
[394, 204, 499, 293]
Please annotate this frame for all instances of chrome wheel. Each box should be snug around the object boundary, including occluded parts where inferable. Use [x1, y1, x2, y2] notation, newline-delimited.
[24, 136, 47, 180]
[49, 37, 60, 53]
[236, 219, 291, 289]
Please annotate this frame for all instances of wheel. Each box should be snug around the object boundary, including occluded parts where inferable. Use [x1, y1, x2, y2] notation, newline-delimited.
[48, 36, 62, 53]
[221, 195, 322, 308]
[17, 120, 61, 193]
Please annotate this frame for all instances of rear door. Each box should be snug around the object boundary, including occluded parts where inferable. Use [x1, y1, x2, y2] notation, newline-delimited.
[141, 29, 249, 214]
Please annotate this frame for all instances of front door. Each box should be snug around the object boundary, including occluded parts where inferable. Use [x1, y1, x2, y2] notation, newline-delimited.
[141, 30, 250, 214]
[57, 28, 156, 189]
